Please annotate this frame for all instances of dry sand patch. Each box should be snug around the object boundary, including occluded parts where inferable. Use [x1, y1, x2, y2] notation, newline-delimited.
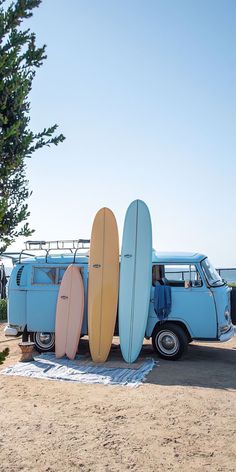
[0, 322, 236, 471]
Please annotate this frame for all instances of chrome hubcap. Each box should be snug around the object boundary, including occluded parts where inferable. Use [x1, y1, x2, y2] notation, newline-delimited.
[157, 330, 179, 356]
[35, 332, 55, 349]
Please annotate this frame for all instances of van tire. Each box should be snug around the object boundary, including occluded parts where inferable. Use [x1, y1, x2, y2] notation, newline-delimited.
[152, 323, 188, 360]
[30, 332, 55, 353]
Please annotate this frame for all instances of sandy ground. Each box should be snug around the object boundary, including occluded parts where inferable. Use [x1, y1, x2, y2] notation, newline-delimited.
[0, 322, 236, 472]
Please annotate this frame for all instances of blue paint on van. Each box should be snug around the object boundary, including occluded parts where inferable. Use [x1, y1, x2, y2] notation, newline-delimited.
[6, 251, 234, 355]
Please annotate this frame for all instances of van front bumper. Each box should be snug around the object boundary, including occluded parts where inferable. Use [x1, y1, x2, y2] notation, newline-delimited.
[219, 325, 235, 342]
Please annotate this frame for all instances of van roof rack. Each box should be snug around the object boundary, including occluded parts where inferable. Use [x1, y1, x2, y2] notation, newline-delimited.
[25, 239, 90, 251]
[24, 239, 90, 263]
[1, 239, 90, 264]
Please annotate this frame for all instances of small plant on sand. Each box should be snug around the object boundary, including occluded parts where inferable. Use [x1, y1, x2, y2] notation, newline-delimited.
[0, 347, 9, 364]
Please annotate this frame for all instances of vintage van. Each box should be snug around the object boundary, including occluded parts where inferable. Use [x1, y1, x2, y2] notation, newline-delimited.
[4, 241, 235, 360]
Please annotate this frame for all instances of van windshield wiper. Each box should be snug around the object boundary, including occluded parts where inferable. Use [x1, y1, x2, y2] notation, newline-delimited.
[211, 280, 223, 286]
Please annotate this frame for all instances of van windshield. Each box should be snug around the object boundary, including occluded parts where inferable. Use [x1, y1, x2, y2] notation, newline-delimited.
[201, 258, 224, 287]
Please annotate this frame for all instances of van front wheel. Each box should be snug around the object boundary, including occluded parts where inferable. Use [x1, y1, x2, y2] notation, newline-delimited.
[30, 332, 55, 353]
[152, 323, 188, 360]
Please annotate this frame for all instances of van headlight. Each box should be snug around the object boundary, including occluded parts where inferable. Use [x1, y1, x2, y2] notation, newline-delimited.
[220, 325, 230, 334]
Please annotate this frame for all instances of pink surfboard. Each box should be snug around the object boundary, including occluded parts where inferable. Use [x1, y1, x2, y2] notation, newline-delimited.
[55, 265, 84, 360]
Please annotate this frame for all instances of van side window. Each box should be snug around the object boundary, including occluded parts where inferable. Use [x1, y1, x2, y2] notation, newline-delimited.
[33, 267, 57, 285]
[32, 266, 83, 285]
[152, 264, 203, 287]
[58, 268, 66, 284]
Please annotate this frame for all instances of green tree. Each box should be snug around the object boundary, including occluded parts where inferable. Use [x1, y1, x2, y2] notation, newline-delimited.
[0, 0, 65, 251]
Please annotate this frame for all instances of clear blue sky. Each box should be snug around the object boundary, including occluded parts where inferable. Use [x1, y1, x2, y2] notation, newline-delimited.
[9, 0, 236, 266]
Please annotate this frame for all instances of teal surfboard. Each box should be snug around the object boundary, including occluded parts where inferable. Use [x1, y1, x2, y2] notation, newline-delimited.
[119, 200, 152, 363]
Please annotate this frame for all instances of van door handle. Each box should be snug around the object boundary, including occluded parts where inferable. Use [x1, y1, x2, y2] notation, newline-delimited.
[61, 295, 68, 300]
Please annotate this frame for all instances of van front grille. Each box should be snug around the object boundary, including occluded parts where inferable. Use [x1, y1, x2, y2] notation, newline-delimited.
[16, 266, 24, 286]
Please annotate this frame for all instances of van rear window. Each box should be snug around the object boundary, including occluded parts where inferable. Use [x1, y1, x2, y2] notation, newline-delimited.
[33, 267, 57, 285]
[32, 266, 84, 285]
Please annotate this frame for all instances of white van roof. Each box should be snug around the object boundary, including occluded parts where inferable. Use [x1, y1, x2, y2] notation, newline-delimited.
[152, 251, 207, 264]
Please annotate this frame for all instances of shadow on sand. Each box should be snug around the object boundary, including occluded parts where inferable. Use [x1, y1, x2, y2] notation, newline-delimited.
[145, 343, 236, 390]
[78, 337, 236, 390]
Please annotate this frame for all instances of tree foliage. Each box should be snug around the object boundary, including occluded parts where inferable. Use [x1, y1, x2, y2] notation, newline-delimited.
[0, 0, 65, 251]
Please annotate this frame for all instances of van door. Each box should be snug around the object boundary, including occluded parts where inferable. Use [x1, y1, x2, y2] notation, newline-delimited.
[27, 266, 59, 332]
[161, 264, 217, 339]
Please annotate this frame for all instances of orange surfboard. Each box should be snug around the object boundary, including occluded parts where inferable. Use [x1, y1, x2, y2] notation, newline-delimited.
[88, 208, 119, 362]
[55, 265, 84, 360]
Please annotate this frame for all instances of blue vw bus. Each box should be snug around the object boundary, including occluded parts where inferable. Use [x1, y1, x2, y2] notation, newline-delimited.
[4, 240, 235, 360]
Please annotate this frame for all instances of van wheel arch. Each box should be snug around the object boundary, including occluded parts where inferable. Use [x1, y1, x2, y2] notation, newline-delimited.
[152, 320, 192, 342]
